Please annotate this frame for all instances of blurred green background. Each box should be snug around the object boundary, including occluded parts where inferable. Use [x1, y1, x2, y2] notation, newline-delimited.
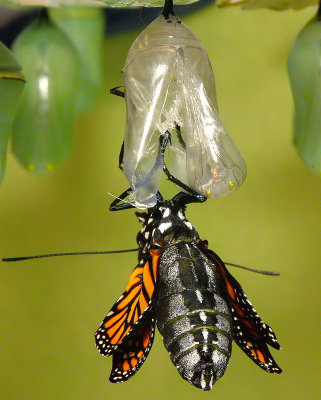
[0, 4, 320, 400]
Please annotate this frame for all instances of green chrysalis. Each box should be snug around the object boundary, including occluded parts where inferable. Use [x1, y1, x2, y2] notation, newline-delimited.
[49, 7, 104, 113]
[288, 7, 321, 177]
[12, 12, 80, 174]
[0, 41, 25, 184]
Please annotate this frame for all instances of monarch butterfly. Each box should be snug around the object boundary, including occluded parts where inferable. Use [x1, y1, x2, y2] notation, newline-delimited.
[12, 10, 79, 174]
[2, 187, 282, 389]
[118, 1, 246, 208]
[95, 191, 282, 390]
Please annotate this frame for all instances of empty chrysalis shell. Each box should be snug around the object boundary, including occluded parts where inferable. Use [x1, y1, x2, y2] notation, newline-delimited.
[122, 14, 246, 208]
[0, 41, 25, 184]
[49, 7, 104, 113]
[288, 13, 321, 177]
[12, 14, 79, 174]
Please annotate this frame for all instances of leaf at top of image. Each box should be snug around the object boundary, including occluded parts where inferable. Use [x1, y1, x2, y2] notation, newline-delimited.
[217, 0, 318, 10]
[0, 0, 199, 7]
[102, 0, 199, 6]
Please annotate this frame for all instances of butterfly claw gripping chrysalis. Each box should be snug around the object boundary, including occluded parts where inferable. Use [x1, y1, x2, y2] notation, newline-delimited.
[120, 9, 246, 208]
[95, 192, 281, 390]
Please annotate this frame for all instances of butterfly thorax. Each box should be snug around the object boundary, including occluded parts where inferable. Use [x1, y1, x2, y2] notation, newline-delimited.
[136, 201, 200, 258]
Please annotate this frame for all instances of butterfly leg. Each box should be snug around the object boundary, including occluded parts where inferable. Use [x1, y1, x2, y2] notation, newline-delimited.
[110, 132, 171, 210]
[160, 131, 206, 203]
[118, 141, 124, 171]
[109, 188, 135, 211]
[109, 135, 165, 210]
[110, 86, 125, 98]
[109, 86, 125, 170]
[175, 124, 186, 150]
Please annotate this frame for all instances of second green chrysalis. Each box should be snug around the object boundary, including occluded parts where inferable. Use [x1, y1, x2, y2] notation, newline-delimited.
[0, 41, 25, 184]
[288, 5, 321, 177]
[49, 7, 105, 113]
[12, 11, 80, 174]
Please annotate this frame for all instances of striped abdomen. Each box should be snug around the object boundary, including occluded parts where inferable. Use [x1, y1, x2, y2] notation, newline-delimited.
[156, 242, 232, 391]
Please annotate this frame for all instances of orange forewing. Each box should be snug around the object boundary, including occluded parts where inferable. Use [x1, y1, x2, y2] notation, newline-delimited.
[95, 249, 160, 357]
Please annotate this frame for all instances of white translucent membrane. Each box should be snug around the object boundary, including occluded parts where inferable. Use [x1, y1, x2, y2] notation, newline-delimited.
[123, 14, 246, 208]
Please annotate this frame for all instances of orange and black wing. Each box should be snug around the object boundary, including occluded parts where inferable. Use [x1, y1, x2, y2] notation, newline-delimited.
[109, 314, 155, 382]
[205, 248, 282, 374]
[95, 249, 160, 379]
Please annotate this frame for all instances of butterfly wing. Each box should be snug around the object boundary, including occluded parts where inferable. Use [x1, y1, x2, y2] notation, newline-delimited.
[204, 247, 282, 374]
[110, 313, 156, 382]
[95, 249, 160, 379]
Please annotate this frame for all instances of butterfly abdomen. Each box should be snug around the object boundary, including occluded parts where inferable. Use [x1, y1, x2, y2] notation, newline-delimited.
[156, 242, 232, 391]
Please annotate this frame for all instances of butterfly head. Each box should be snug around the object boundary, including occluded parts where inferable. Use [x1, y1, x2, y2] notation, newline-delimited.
[136, 199, 200, 251]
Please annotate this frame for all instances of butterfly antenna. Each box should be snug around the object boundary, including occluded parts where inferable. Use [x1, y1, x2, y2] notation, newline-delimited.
[224, 262, 280, 276]
[2, 248, 139, 262]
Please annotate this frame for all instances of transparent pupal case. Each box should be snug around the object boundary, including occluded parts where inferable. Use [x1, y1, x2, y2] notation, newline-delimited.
[123, 14, 246, 208]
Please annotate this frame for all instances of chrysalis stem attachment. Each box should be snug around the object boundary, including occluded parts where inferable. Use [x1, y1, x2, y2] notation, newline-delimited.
[2, 249, 139, 262]
[162, 0, 175, 19]
[318, 0, 321, 19]
[224, 262, 280, 276]
[38, 7, 49, 20]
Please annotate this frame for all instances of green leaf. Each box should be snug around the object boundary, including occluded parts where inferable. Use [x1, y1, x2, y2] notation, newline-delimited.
[217, 0, 318, 10]
[0, 0, 199, 7]
[103, 0, 198, 5]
